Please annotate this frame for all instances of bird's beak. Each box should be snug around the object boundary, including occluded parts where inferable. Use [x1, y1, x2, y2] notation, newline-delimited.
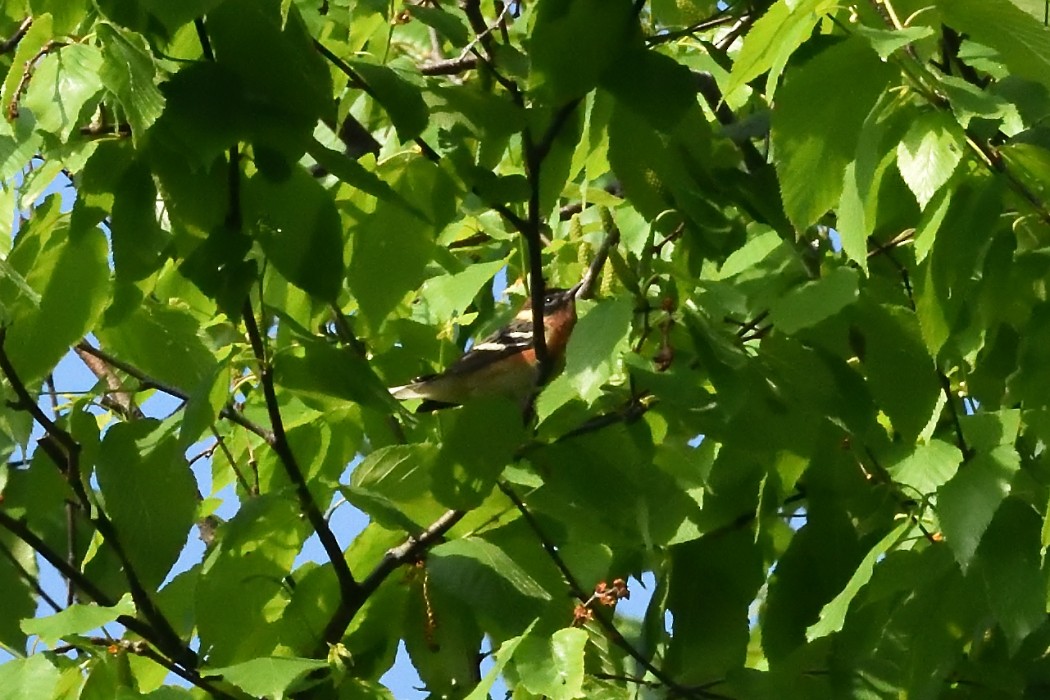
[569, 281, 584, 299]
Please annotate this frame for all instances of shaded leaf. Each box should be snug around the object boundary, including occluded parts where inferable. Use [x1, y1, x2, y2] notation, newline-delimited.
[428, 537, 552, 615]
[769, 267, 859, 334]
[243, 167, 344, 301]
[806, 520, 910, 641]
[936, 445, 1021, 571]
[95, 420, 198, 589]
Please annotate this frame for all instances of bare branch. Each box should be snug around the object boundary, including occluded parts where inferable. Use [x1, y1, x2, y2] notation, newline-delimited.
[74, 341, 274, 442]
[420, 54, 479, 75]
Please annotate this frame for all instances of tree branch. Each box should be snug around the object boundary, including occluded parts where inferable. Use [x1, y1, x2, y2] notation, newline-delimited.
[576, 219, 621, 300]
[0, 17, 31, 55]
[420, 54, 479, 76]
[242, 301, 365, 632]
[317, 508, 465, 652]
[523, 99, 583, 381]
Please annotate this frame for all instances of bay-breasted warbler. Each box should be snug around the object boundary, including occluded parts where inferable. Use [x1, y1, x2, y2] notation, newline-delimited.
[390, 284, 580, 410]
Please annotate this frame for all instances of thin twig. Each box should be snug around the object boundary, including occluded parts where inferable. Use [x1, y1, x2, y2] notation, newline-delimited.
[0, 535, 61, 612]
[74, 341, 273, 442]
[74, 345, 142, 418]
[523, 99, 583, 380]
[644, 12, 739, 45]
[7, 40, 65, 120]
[420, 54, 479, 75]
[0, 17, 31, 55]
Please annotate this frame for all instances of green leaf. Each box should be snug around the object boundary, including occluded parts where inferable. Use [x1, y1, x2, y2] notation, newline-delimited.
[4, 212, 110, 383]
[1, 14, 52, 112]
[351, 443, 436, 499]
[896, 111, 964, 209]
[806, 520, 910, 641]
[207, 0, 332, 155]
[936, 445, 1021, 571]
[204, 657, 327, 700]
[22, 44, 103, 141]
[419, 259, 507, 323]
[428, 537, 552, 614]
[0, 655, 60, 698]
[465, 621, 536, 700]
[937, 0, 1050, 94]
[22, 595, 135, 646]
[530, 0, 637, 103]
[855, 303, 941, 443]
[971, 498, 1045, 652]
[885, 439, 964, 497]
[510, 628, 588, 700]
[772, 37, 895, 230]
[431, 397, 524, 509]
[725, 0, 837, 96]
[562, 297, 632, 404]
[306, 141, 423, 217]
[109, 157, 170, 281]
[345, 443, 441, 530]
[196, 495, 310, 666]
[349, 59, 429, 141]
[97, 23, 165, 141]
[95, 300, 217, 390]
[243, 167, 344, 301]
[854, 24, 935, 60]
[716, 227, 784, 279]
[0, 533, 35, 653]
[769, 267, 859, 334]
[346, 158, 448, 330]
[407, 4, 469, 46]
[912, 184, 953, 263]
[179, 361, 231, 448]
[937, 74, 1022, 130]
[665, 529, 764, 684]
[95, 420, 198, 589]
[959, 409, 1020, 453]
[275, 338, 395, 412]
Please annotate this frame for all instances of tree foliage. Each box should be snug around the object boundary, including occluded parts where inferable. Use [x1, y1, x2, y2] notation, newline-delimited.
[2, 0, 1050, 698]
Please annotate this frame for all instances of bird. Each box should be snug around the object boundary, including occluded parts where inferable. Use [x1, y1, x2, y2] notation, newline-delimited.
[390, 284, 580, 411]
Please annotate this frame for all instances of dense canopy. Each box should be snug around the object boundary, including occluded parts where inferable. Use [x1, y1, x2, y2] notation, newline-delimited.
[2, 0, 1050, 698]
